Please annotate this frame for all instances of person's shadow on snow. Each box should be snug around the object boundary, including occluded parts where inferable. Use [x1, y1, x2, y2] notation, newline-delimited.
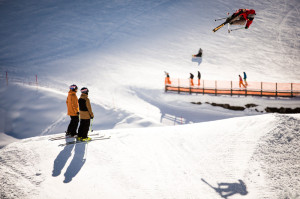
[201, 178, 248, 199]
[52, 142, 75, 177]
[63, 143, 86, 183]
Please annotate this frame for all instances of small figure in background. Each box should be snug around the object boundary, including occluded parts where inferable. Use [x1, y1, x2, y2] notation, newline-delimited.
[164, 71, 171, 85]
[197, 71, 201, 86]
[190, 73, 194, 87]
[193, 48, 203, 57]
[239, 75, 246, 88]
[243, 72, 248, 86]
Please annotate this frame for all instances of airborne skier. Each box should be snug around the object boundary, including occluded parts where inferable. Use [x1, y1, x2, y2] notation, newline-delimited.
[213, 9, 256, 32]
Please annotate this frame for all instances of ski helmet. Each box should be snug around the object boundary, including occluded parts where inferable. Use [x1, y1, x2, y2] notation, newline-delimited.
[80, 87, 89, 94]
[69, 84, 78, 91]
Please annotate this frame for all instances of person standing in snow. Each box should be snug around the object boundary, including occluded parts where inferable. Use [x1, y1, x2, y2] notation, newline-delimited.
[78, 87, 94, 141]
[165, 71, 171, 85]
[239, 75, 246, 88]
[190, 73, 194, 87]
[197, 71, 201, 86]
[66, 84, 79, 137]
[243, 72, 248, 86]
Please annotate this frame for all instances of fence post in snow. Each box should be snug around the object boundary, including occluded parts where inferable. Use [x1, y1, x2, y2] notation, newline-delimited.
[215, 80, 217, 96]
[230, 81, 233, 96]
[178, 78, 180, 94]
[261, 82, 263, 97]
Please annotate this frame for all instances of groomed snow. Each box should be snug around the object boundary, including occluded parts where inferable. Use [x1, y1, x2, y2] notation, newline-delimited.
[0, 0, 300, 198]
[0, 114, 299, 199]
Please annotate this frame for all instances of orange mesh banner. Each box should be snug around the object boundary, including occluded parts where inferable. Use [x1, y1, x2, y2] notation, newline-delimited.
[165, 78, 300, 97]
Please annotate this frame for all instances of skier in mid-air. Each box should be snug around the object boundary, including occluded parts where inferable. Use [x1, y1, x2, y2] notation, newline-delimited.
[213, 9, 256, 32]
[193, 48, 203, 57]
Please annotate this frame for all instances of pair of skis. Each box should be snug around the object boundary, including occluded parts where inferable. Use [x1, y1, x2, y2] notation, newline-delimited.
[213, 14, 244, 33]
[49, 132, 111, 146]
[58, 135, 111, 146]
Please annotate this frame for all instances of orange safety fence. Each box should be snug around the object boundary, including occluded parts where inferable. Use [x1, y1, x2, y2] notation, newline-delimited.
[165, 78, 300, 97]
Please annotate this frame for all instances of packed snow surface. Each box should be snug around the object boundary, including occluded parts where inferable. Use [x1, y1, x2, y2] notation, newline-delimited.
[1, 114, 299, 199]
[0, 0, 300, 198]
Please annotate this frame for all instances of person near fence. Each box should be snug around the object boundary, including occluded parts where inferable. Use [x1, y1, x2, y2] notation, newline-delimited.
[165, 71, 171, 85]
[78, 87, 94, 141]
[243, 72, 248, 86]
[190, 73, 194, 87]
[66, 84, 79, 137]
[239, 75, 246, 88]
[197, 71, 201, 86]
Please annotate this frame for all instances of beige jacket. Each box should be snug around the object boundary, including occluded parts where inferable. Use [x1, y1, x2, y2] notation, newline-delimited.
[78, 93, 94, 119]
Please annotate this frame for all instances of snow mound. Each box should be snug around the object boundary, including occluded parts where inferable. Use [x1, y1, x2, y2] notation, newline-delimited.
[246, 114, 300, 199]
[1, 114, 299, 199]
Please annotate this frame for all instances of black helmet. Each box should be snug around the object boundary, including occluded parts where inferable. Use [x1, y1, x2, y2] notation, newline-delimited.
[69, 84, 78, 91]
[80, 87, 89, 94]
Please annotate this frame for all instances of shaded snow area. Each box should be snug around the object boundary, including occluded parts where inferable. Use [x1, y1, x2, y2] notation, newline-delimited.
[0, 114, 299, 199]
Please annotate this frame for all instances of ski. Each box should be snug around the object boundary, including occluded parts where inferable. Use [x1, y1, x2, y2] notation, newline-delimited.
[58, 136, 111, 146]
[49, 132, 99, 141]
[212, 22, 227, 32]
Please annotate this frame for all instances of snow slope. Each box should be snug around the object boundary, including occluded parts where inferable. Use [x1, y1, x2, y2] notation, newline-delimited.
[1, 114, 299, 199]
[0, 0, 300, 198]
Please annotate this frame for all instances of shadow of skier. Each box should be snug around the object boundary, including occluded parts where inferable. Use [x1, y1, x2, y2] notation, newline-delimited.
[201, 178, 248, 199]
[192, 57, 202, 66]
[52, 141, 75, 177]
[63, 142, 87, 183]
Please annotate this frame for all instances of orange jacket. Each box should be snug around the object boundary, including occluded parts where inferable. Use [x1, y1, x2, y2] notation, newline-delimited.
[66, 90, 79, 116]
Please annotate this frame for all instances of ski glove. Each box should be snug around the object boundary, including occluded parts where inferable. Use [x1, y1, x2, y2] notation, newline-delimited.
[245, 27, 248, 29]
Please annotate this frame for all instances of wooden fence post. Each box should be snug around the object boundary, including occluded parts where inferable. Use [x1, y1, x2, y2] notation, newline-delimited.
[231, 81, 232, 96]
[178, 78, 180, 94]
[261, 82, 263, 96]
[215, 80, 217, 96]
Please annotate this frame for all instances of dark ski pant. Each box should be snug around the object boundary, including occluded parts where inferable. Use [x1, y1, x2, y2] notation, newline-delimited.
[78, 119, 91, 138]
[67, 116, 79, 135]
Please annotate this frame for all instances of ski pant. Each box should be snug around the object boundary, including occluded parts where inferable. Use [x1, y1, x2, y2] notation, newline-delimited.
[230, 16, 246, 25]
[239, 81, 246, 88]
[190, 79, 194, 86]
[78, 119, 91, 138]
[198, 79, 201, 86]
[67, 116, 79, 136]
